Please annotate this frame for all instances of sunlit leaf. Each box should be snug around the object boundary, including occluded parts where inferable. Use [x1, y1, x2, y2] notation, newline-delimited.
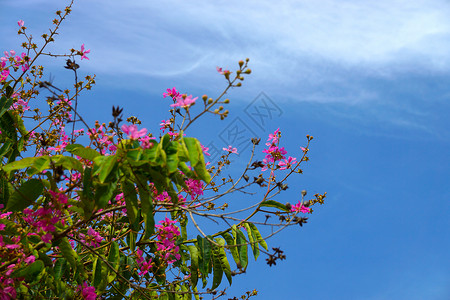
[235, 227, 248, 270]
[122, 179, 138, 223]
[243, 222, 259, 260]
[260, 200, 289, 212]
[248, 223, 268, 251]
[211, 246, 223, 290]
[221, 232, 241, 269]
[58, 237, 78, 270]
[65, 144, 100, 161]
[215, 238, 232, 285]
[6, 179, 43, 212]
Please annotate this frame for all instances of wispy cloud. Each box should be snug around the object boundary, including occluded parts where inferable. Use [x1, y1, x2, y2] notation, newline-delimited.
[68, 0, 450, 74]
[2, 0, 450, 135]
[6, 0, 449, 77]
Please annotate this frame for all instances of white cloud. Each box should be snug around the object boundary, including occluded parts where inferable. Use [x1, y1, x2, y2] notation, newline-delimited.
[2, 0, 450, 108]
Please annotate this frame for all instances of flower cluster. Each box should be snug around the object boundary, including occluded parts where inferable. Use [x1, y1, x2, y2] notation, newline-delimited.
[79, 228, 103, 248]
[261, 129, 299, 172]
[23, 205, 64, 244]
[163, 87, 197, 109]
[185, 178, 204, 200]
[121, 124, 155, 149]
[135, 248, 153, 276]
[87, 122, 117, 154]
[170, 94, 197, 109]
[223, 145, 238, 154]
[155, 218, 181, 264]
[290, 201, 311, 214]
[76, 282, 97, 300]
[0, 49, 29, 75]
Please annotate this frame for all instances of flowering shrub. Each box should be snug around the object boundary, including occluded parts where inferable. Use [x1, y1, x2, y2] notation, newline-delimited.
[0, 2, 326, 299]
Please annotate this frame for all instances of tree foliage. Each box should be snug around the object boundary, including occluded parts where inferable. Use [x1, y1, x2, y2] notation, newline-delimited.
[0, 1, 326, 299]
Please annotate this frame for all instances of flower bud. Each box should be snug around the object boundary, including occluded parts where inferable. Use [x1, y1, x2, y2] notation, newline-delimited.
[244, 69, 252, 74]
[236, 82, 242, 87]
[224, 99, 230, 104]
[239, 60, 244, 67]
[202, 94, 208, 101]
[219, 106, 223, 111]
[208, 98, 213, 104]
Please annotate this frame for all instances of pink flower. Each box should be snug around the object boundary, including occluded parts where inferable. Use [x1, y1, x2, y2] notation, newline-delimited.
[170, 94, 197, 108]
[159, 120, 171, 132]
[121, 124, 147, 139]
[41, 233, 53, 243]
[278, 156, 297, 170]
[77, 282, 97, 300]
[291, 201, 311, 213]
[163, 87, 180, 98]
[185, 178, 204, 200]
[266, 128, 280, 146]
[80, 44, 90, 60]
[201, 144, 211, 156]
[18, 20, 24, 27]
[139, 135, 155, 149]
[216, 66, 230, 75]
[24, 255, 36, 264]
[0, 69, 10, 82]
[223, 145, 238, 154]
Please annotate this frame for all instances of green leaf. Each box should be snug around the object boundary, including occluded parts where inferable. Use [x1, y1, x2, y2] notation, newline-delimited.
[183, 137, 210, 183]
[127, 230, 137, 252]
[54, 258, 67, 281]
[37, 251, 53, 267]
[6, 179, 43, 212]
[221, 232, 241, 269]
[95, 154, 118, 183]
[215, 238, 232, 285]
[0, 96, 13, 118]
[0, 140, 12, 158]
[2, 157, 38, 173]
[53, 155, 83, 172]
[94, 180, 117, 210]
[243, 222, 259, 260]
[248, 223, 268, 251]
[183, 138, 200, 166]
[165, 141, 179, 174]
[80, 167, 94, 219]
[10, 109, 27, 137]
[260, 200, 289, 212]
[235, 227, 248, 269]
[65, 144, 101, 161]
[28, 156, 50, 173]
[122, 179, 138, 223]
[186, 245, 199, 287]
[0, 176, 12, 208]
[211, 246, 223, 290]
[107, 241, 120, 282]
[136, 176, 155, 238]
[58, 237, 78, 270]
[13, 260, 44, 281]
[92, 257, 108, 291]
[197, 235, 212, 283]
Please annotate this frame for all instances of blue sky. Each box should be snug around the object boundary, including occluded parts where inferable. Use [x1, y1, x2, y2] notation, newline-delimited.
[1, 0, 450, 299]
